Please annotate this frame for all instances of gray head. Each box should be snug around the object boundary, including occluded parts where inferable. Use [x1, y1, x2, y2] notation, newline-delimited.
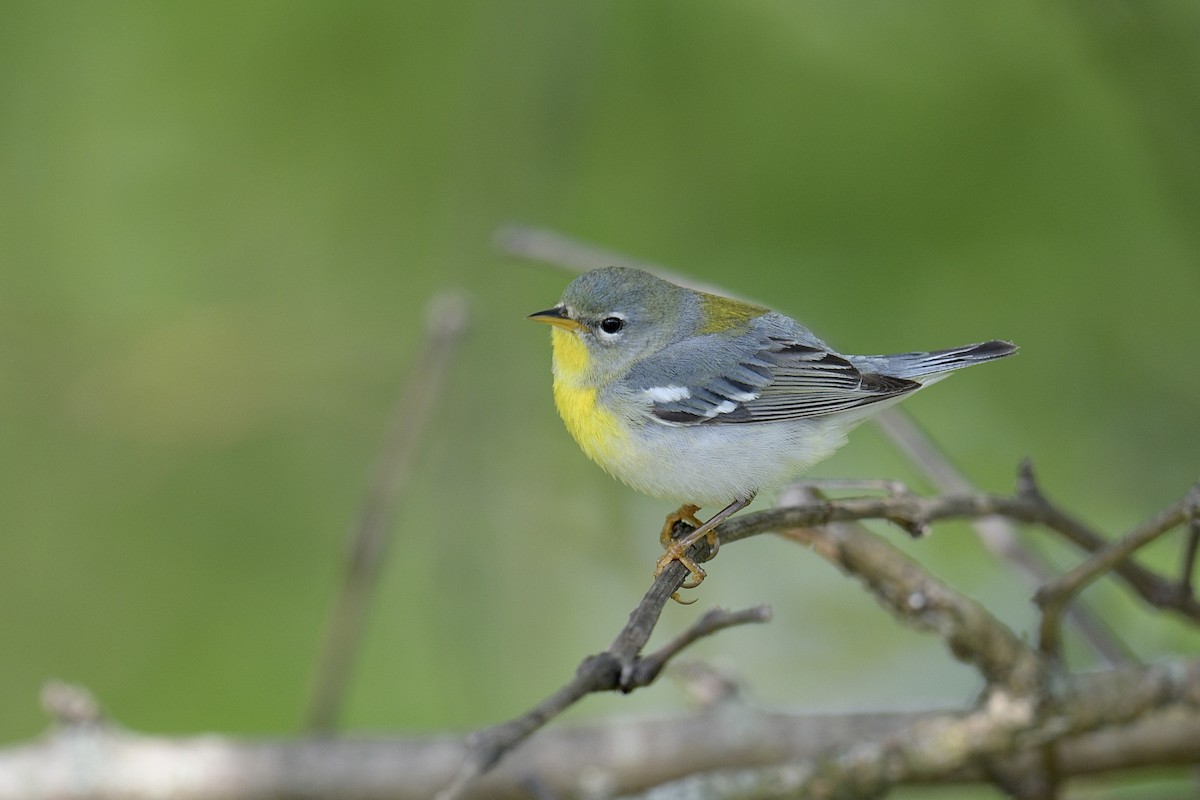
[528, 267, 689, 381]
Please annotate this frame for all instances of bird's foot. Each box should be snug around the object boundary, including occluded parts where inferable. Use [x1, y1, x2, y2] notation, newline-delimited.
[659, 504, 703, 548]
[654, 543, 708, 604]
[656, 505, 727, 604]
[653, 494, 755, 604]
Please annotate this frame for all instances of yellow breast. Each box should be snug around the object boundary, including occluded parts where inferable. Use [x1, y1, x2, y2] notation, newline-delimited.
[550, 327, 628, 466]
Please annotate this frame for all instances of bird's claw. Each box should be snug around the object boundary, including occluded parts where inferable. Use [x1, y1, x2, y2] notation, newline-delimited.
[659, 504, 703, 548]
[655, 537, 715, 604]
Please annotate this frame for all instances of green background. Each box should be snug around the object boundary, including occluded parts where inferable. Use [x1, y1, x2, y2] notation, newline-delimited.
[2, 2, 1198, 796]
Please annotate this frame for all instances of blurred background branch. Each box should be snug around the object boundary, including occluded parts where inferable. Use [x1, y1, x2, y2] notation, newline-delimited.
[305, 292, 470, 733]
[4, 703, 1198, 800]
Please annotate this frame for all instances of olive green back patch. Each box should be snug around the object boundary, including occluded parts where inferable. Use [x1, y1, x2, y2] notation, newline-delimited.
[697, 293, 769, 334]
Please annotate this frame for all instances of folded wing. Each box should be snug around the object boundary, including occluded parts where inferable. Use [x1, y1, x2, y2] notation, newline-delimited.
[626, 330, 921, 426]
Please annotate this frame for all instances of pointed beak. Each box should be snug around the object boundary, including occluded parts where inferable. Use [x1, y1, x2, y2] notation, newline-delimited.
[527, 306, 583, 331]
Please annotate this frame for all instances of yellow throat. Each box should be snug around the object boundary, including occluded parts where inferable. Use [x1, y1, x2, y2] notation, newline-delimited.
[549, 327, 627, 464]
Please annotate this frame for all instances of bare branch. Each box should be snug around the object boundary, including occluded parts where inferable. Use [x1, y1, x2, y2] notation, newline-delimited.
[1017, 463, 1200, 620]
[494, 223, 655, 275]
[1034, 482, 1200, 657]
[494, 223, 741, 298]
[630, 605, 773, 687]
[8, 671, 1198, 800]
[623, 659, 1200, 800]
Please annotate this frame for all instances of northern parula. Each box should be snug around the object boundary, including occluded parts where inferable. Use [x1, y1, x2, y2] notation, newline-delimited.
[529, 266, 1015, 591]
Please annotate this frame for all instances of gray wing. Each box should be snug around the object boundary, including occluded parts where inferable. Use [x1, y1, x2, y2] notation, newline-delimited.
[623, 318, 920, 425]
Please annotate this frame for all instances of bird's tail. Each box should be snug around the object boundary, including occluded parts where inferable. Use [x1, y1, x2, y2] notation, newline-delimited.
[852, 340, 1018, 381]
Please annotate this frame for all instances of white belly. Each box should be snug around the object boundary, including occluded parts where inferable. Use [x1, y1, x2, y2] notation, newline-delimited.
[600, 416, 855, 504]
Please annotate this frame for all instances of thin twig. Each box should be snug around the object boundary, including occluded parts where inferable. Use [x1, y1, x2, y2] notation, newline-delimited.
[1034, 483, 1200, 657]
[1182, 515, 1199, 596]
[1017, 463, 1200, 619]
[305, 292, 470, 733]
[494, 223, 661, 275]
[725, 485, 1200, 627]
[494, 223, 740, 298]
[629, 606, 773, 687]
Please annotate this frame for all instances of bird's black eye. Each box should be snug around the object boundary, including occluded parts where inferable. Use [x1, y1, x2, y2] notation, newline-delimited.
[599, 317, 625, 334]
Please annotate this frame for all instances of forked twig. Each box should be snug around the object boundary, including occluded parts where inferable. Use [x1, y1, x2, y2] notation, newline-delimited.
[1034, 484, 1200, 657]
[435, 528, 770, 800]
[630, 605, 773, 687]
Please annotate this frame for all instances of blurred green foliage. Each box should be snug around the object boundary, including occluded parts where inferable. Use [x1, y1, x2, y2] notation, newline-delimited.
[1, 2, 1198, 793]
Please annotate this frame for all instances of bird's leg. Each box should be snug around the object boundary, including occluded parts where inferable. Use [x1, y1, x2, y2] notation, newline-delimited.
[655, 493, 756, 594]
[659, 504, 703, 548]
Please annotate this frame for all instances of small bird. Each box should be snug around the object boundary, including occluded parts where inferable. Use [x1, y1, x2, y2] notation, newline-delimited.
[529, 266, 1016, 594]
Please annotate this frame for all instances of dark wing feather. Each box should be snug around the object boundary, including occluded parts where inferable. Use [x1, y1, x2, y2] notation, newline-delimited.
[626, 334, 920, 425]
